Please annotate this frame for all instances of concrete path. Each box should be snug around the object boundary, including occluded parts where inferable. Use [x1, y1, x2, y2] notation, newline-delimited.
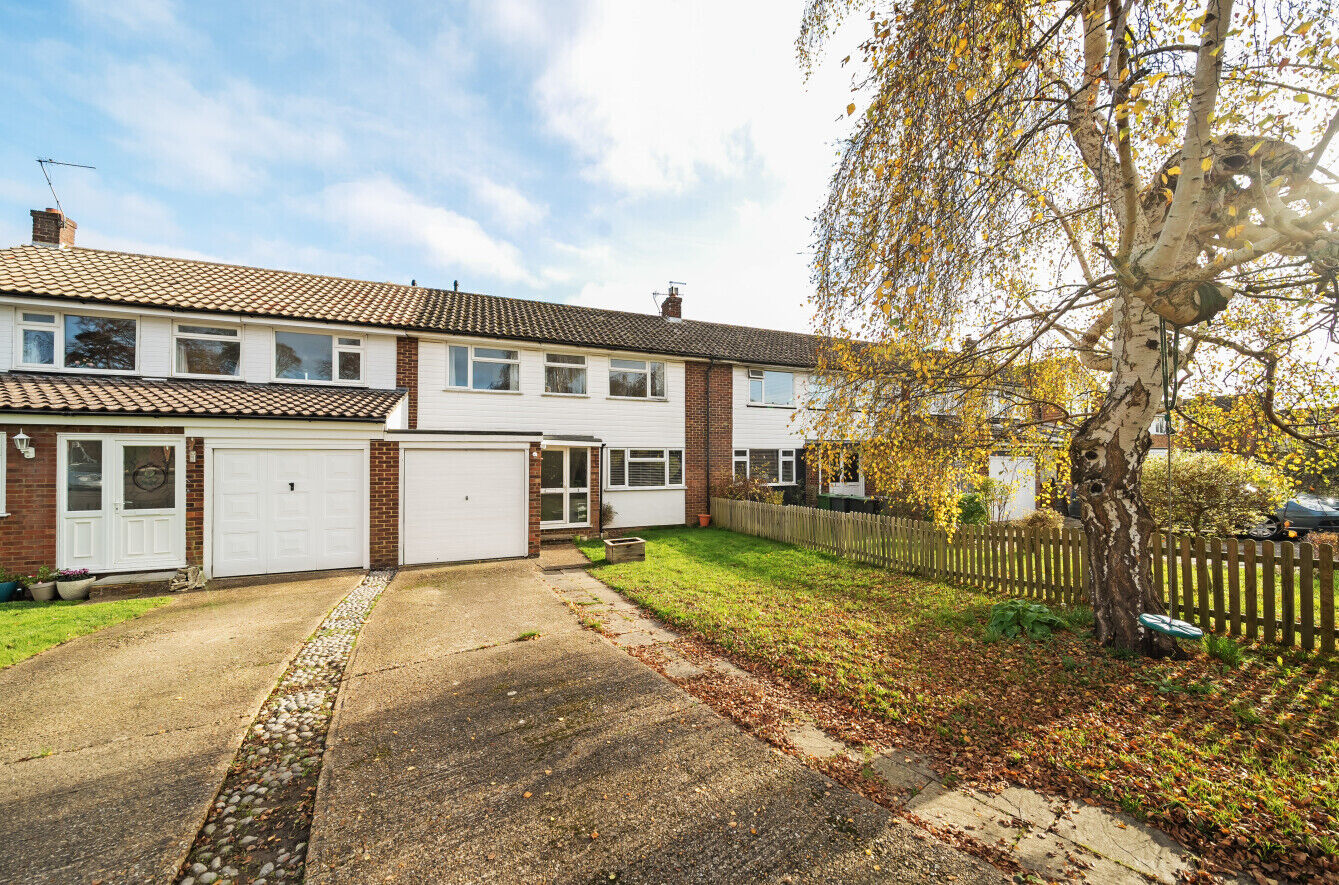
[308, 560, 1005, 884]
[0, 573, 359, 884]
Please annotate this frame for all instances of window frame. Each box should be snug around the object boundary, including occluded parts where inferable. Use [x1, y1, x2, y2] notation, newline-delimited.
[747, 368, 795, 408]
[543, 352, 589, 397]
[607, 359, 667, 401]
[15, 309, 139, 375]
[539, 446, 591, 527]
[732, 448, 797, 486]
[172, 322, 243, 380]
[446, 344, 523, 393]
[605, 447, 685, 490]
[271, 330, 364, 385]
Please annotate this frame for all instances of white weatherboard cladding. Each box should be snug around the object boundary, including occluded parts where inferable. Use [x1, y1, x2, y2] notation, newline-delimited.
[400, 447, 528, 563]
[605, 488, 683, 529]
[988, 455, 1037, 520]
[138, 316, 172, 376]
[0, 304, 12, 370]
[416, 341, 686, 448]
[732, 365, 809, 448]
[212, 447, 365, 577]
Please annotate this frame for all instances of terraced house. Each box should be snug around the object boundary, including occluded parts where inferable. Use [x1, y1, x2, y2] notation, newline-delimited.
[0, 208, 841, 580]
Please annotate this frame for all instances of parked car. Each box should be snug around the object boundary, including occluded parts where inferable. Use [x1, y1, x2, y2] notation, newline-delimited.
[1247, 494, 1339, 540]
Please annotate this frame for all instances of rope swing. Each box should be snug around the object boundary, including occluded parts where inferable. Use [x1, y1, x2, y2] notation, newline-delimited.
[1139, 317, 1204, 642]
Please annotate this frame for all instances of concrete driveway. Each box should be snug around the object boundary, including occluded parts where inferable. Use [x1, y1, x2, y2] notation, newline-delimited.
[308, 560, 1004, 884]
[0, 573, 359, 884]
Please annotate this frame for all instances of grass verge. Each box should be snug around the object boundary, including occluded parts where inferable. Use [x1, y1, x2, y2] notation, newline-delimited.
[578, 527, 1339, 881]
[1, 597, 170, 668]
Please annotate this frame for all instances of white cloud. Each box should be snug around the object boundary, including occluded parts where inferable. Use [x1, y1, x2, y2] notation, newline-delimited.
[91, 61, 346, 193]
[472, 177, 548, 232]
[319, 175, 534, 285]
[70, 0, 186, 37]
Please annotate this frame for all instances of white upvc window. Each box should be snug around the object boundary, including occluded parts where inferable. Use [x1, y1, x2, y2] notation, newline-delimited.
[15, 309, 138, 373]
[173, 323, 241, 378]
[733, 448, 797, 485]
[274, 331, 363, 383]
[748, 369, 794, 406]
[608, 359, 666, 399]
[606, 448, 684, 489]
[544, 353, 587, 395]
[540, 447, 590, 526]
[447, 344, 521, 392]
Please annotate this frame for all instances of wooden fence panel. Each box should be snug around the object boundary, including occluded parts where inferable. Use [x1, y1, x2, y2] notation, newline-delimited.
[708, 499, 1336, 651]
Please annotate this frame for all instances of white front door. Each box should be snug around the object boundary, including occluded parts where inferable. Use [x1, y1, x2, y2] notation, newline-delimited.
[59, 435, 186, 573]
[212, 448, 366, 578]
[401, 447, 529, 565]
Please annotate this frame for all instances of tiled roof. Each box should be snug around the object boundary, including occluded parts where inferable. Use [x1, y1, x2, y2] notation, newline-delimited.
[0, 245, 823, 368]
[0, 372, 405, 422]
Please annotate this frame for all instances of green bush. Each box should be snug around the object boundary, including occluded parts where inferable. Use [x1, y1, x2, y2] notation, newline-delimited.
[957, 493, 988, 525]
[985, 599, 1066, 640]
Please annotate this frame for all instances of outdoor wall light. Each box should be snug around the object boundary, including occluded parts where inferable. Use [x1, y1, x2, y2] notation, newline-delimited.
[12, 430, 34, 459]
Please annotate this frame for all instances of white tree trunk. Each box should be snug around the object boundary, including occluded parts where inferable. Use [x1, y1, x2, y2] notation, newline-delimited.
[1070, 295, 1178, 656]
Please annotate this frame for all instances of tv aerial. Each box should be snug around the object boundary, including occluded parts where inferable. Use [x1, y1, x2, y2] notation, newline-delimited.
[36, 158, 96, 217]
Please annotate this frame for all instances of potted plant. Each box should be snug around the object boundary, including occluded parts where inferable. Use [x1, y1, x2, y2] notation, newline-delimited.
[0, 569, 20, 603]
[26, 566, 58, 602]
[55, 568, 95, 601]
[698, 513, 712, 527]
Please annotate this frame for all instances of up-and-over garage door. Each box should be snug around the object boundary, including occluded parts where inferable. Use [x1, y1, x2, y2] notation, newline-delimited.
[401, 447, 529, 565]
[212, 448, 365, 578]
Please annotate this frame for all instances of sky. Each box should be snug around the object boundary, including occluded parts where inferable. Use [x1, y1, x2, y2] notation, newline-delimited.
[0, 0, 864, 333]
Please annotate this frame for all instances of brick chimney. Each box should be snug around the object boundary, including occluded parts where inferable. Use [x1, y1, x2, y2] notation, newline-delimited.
[661, 284, 683, 320]
[31, 208, 76, 248]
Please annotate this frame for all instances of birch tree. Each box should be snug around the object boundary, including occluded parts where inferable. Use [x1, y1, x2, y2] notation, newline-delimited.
[800, 0, 1339, 655]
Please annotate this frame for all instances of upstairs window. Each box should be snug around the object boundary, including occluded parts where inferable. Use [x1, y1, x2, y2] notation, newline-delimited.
[544, 353, 587, 395]
[609, 359, 665, 399]
[748, 369, 794, 406]
[607, 448, 684, 489]
[17, 310, 137, 372]
[275, 331, 362, 382]
[174, 324, 240, 377]
[448, 345, 521, 391]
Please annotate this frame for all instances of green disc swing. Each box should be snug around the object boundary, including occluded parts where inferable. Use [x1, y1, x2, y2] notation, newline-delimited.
[1137, 317, 1204, 642]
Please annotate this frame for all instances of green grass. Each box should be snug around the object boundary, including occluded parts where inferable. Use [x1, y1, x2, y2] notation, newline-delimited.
[1, 597, 169, 668]
[577, 527, 1339, 874]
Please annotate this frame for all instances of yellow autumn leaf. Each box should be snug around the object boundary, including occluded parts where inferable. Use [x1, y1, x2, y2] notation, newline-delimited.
[1201, 157, 1214, 172]
[846, 103, 856, 116]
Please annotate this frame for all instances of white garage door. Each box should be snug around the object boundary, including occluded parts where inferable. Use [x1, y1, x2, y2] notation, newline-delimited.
[401, 448, 528, 565]
[213, 448, 365, 578]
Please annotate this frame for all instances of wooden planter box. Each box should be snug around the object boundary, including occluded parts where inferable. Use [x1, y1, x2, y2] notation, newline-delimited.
[604, 537, 646, 564]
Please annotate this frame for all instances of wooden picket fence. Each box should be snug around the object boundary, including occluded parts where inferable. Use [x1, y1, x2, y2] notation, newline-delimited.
[709, 497, 1339, 652]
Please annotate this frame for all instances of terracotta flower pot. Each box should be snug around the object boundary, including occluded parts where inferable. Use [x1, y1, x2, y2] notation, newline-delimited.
[698, 514, 712, 527]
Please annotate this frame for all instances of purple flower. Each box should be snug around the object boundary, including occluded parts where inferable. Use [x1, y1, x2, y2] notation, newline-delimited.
[57, 568, 91, 580]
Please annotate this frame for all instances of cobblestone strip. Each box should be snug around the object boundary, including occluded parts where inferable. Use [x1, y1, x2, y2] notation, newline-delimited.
[175, 571, 393, 885]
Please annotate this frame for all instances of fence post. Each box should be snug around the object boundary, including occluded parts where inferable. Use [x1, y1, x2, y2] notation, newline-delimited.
[1282, 542, 1295, 647]
[1262, 540, 1277, 644]
[1227, 538, 1241, 637]
[1243, 540, 1258, 640]
[1319, 543, 1334, 654]
[1299, 543, 1314, 652]
[1210, 538, 1225, 634]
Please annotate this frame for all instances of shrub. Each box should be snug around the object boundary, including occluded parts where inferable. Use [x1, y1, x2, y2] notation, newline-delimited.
[957, 493, 988, 525]
[985, 599, 1066, 640]
[1309, 531, 1338, 548]
[600, 501, 617, 527]
[1202, 633, 1244, 666]
[712, 477, 783, 505]
[1016, 508, 1065, 530]
[1142, 452, 1291, 537]
[974, 476, 1013, 522]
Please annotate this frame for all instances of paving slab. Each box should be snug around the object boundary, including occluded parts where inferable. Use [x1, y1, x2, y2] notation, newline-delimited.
[310, 560, 1006, 884]
[0, 573, 357, 884]
[907, 782, 1026, 848]
[1052, 802, 1193, 882]
[660, 647, 706, 680]
[786, 722, 851, 760]
[870, 753, 937, 794]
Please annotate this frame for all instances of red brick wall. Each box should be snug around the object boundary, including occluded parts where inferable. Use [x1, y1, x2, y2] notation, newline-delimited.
[684, 361, 734, 522]
[527, 443, 542, 555]
[0, 424, 185, 575]
[369, 440, 399, 568]
[395, 336, 419, 429]
[186, 437, 204, 566]
[30, 209, 76, 247]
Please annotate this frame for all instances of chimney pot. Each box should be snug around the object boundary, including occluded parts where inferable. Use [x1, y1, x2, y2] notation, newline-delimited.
[660, 284, 683, 320]
[30, 208, 76, 248]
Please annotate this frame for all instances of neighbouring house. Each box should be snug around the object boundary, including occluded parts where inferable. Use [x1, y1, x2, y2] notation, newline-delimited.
[0, 208, 833, 579]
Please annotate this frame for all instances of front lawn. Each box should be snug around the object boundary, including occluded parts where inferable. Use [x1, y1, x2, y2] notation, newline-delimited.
[1, 597, 169, 668]
[579, 527, 1339, 881]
